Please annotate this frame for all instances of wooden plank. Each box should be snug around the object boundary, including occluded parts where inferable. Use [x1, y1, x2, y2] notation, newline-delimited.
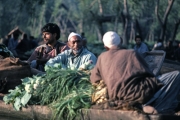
[0, 93, 180, 120]
[79, 109, 180, 120]
[0, 99, 51, 120]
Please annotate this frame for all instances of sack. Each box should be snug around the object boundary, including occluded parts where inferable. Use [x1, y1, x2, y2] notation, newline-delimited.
[0, 57, 32, 93]
[91, 80, 108, 104]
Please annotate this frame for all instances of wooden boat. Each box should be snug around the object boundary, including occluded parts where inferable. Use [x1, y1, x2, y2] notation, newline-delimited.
[1, 93, 180, 120]
[1, 51, 180, 120]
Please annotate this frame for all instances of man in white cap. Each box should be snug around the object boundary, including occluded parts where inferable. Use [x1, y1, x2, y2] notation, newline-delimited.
[46, 32, 97, 69]
[90, 31, 180, 115]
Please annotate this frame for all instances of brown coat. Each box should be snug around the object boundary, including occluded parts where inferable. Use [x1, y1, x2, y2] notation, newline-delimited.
[90, 48, 163, 108]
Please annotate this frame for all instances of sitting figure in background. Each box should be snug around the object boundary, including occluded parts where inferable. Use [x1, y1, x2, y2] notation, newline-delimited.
[16, 33, 31, 59]
[8, 33, 20, 57]
[27, 23, 69, 72]
[134, 35, 149, 57]
[165, 40, 174, 60]
[152, 39, 164, 51]
[29, 35, 38, 50]
[90, 31, 180, 115]
[2, 35, 11, 47]
[46, 32, 97, 70]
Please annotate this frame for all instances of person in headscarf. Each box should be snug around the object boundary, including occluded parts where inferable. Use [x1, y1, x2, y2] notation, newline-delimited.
[46, 32, 97, 69]
[90, 31, 180, 115]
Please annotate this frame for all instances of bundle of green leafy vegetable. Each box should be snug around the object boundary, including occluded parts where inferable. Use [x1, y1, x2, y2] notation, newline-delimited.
[3, 62, 95, 120]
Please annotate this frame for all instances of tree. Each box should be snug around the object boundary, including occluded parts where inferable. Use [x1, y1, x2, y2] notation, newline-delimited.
[155, 0, 175, 41]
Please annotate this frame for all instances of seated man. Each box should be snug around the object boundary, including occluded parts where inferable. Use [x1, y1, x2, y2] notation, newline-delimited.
[134, 35, 149, 57]
[8, 33, 20, 57]
[46, 32, 97, 69]
[90, 31, 180, 114]
[27, 23, 69, 72]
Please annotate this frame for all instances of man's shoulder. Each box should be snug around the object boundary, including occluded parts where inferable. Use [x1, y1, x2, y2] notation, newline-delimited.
[141, 42, 148, 47]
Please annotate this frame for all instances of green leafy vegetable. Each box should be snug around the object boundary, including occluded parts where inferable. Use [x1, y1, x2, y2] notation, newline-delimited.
[3, 63, 95, 120]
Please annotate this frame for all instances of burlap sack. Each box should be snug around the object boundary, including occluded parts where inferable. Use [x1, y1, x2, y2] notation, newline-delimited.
[0, 57, 32, 93]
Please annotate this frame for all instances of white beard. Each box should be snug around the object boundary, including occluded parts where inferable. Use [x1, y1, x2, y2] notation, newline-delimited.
[73, 47, 83, 55]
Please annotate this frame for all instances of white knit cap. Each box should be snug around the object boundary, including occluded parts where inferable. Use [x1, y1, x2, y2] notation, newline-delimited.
[103, 31, 121, 48]
[68, 32, 82, 41]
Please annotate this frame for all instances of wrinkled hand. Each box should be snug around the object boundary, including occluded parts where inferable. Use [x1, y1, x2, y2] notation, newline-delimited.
[36, 58, 48, 65]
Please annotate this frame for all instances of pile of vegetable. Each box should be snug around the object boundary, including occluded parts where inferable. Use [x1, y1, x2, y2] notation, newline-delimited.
[3, 62, 95, 120]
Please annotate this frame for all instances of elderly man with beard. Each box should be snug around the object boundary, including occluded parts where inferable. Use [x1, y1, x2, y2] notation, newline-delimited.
[27, 23, 69, 72]
[46, 32, 97, 69]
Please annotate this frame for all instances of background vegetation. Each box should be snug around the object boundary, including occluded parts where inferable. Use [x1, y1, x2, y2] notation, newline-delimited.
[0, 0, 180, 52]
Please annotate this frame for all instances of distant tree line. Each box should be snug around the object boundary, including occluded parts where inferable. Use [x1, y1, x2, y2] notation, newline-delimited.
[0, 0, 180, 47]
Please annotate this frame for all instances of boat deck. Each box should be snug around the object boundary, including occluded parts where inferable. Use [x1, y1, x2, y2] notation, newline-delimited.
[1, 94, 180, 120]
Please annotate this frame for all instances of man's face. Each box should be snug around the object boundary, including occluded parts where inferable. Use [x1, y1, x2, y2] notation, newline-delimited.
[42, 32, 56, 44]
[135, 38, 142, 45]
[68, 36, 83, 51]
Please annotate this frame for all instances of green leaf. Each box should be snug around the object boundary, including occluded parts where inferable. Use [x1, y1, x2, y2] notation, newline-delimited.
[14, 97, 21, 111]
[3, 95, 10, 104]
[21, 92, 32, 106]
[21, 77, 31, 84]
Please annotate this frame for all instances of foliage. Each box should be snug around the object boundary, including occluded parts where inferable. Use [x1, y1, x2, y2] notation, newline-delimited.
[87, 42, 105, 57]
[0, 0, 180, 45]
[3, 79, 31, 110]
[3, 62, 94, 120]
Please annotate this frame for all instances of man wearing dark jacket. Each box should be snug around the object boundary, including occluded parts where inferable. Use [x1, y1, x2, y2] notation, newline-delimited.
[27, 23, 69, 72]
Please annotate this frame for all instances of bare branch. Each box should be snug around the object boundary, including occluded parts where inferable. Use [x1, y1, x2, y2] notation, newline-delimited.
[163, 0, 175, 23]
[98, 0, 103, 15]
[89, 0, 98, 9]
[155, 0, 163, 26]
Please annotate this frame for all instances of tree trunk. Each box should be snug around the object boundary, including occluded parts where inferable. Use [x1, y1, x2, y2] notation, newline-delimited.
[90, 11, 104, 41]
[96, 22, 104, 41]
[98, 0, 103, 15]
[135, 19, 143, 39]
[123, 18, 128, 45]
[114, 17, 119, 32]
[148, 30, 154, 42]
[122, 0, 129, 46]
[155, 0, 175, 41]
[130, 21, 135, 43]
